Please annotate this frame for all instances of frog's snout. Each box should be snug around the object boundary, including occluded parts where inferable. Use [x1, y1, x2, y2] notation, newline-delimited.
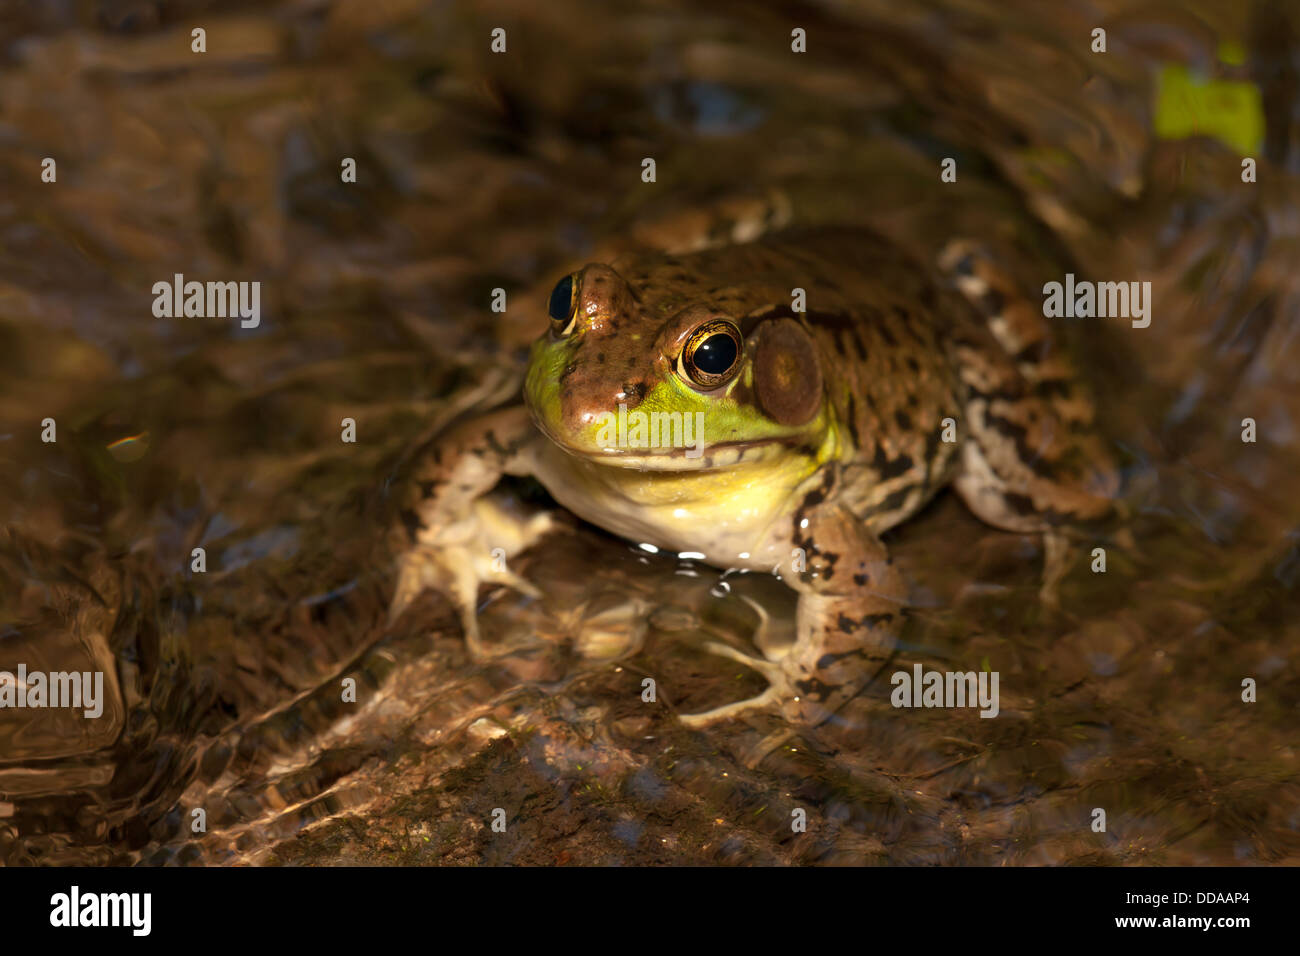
[561, 374, 646, 435]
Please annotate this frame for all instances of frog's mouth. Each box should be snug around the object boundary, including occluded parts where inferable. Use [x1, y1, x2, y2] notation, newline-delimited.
[530, 408, 789, 472]
[580, 438, 788, 472]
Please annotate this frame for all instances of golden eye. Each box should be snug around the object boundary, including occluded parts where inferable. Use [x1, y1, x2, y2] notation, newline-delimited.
[547, 273, 578, 336]
[679, 320, 743, 388]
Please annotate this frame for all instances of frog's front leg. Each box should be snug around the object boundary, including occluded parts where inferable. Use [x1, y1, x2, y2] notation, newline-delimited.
[388, 405, 552, 656]
[780, 503, 906, 726]
[678, 503, 904, 729]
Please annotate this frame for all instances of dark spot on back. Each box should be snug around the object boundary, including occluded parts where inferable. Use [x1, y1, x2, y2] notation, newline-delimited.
[871, 445, 914, 481]
[873, 484, 915, 516]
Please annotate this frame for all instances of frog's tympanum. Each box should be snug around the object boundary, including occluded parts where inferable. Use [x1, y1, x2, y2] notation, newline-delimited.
[390, 226, 1118, 728]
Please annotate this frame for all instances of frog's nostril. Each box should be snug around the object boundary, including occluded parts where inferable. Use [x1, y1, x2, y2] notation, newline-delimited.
[618, 381, 644, 406]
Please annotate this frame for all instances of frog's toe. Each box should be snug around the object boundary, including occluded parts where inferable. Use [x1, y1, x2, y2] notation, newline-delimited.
[389, 493, 556, 656]
[676, 686, 785, 728]
[1037, 531, 1073, 611]
[389, 541, 491, 655]
[673, 638, 801, 769]
[676, 640, 788, 728]
[489, 567, 544, 601]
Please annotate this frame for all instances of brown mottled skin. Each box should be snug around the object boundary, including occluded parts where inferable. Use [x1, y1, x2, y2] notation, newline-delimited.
[390, 224, 1119, 732]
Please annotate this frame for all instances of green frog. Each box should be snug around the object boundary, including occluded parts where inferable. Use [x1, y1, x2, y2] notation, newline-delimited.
[389, 224, 1118, 727]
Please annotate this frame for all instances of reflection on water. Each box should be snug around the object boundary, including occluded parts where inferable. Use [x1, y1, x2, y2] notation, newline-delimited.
[1, 0, 1298, 864]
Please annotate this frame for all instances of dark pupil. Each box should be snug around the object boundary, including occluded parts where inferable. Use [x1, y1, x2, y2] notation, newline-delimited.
[694, 333, 737, 375]
[548, 275, 573, 323]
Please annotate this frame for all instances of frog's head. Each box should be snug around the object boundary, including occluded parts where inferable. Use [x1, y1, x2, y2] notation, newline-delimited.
[524, 263, 830, 471]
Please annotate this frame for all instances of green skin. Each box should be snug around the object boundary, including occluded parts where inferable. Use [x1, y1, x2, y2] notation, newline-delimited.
[391, 227, 1118, 728]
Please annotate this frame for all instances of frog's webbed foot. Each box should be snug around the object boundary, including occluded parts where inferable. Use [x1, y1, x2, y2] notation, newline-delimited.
[676, 647, 787, 726]
[678, 509, 905, 732]
[388, 405, 550, 657]
[676, 584, 903, 770]
[391, 497, 554, 657]
[779, 589, 902, 727]
[676, 596, 789, 728]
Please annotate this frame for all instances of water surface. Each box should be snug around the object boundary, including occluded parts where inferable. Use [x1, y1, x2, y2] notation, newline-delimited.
[1, 0, 1297, 865]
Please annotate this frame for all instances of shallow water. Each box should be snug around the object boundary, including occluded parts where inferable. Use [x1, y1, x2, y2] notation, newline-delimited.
[1, 0, 1297, 865]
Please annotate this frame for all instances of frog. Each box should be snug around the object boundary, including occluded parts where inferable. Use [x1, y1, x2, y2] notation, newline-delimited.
[389, 224, 1118, 729]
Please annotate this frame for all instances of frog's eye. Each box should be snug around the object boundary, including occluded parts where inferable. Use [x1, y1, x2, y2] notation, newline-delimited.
[679, 320, 743, 388]
[547, 274, 578, 336]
